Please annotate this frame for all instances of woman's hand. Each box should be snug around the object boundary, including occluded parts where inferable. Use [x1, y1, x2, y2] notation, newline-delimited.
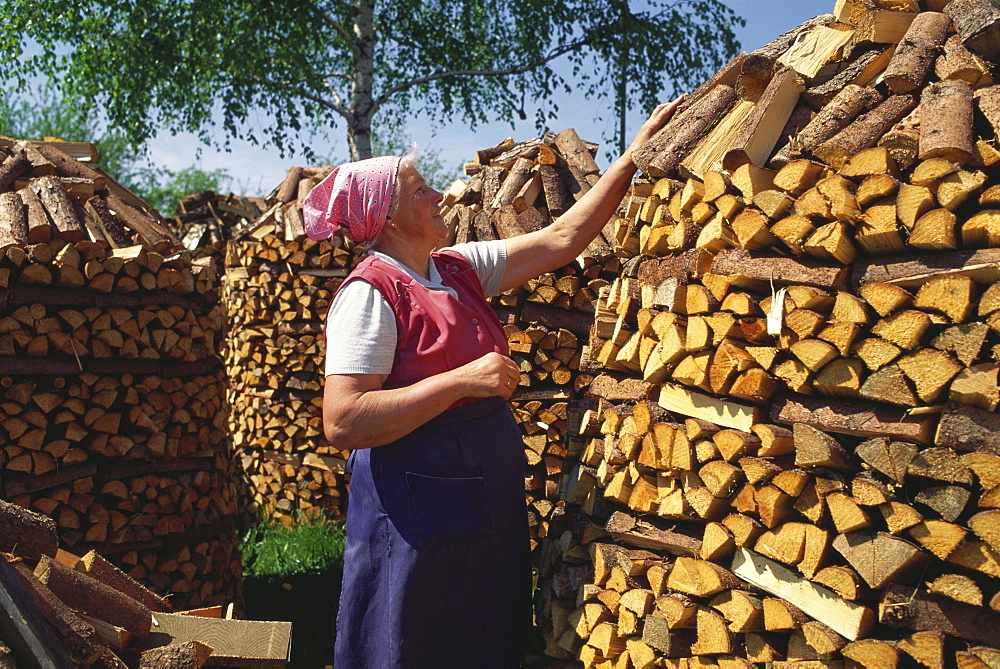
[624, 95, 685, 166]
[453, 351, 520, 400]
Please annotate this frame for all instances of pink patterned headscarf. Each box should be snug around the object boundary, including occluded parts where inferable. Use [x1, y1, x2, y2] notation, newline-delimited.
[303, 155, 402, 242]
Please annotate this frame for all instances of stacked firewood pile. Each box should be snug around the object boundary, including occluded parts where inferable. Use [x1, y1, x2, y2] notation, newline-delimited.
[437, 131, 630, 553]
[0, 498, 291, 667]
[534, 2, 1000, 666]
[0, 136, 241, 613]
[224, 166, 365, 523]
[167, 190, 266, 265]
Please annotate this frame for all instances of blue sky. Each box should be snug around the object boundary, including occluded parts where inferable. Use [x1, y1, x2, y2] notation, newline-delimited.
[145, 0, 836, 195]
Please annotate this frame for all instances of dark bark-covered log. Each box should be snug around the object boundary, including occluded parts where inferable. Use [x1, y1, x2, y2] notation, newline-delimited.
[852, 247, 1000, 288]
[803, 46, 887, 110]
[516, 206, 546, 233]
[880, 584, 1000, 645]
[33, 143, 104, 182]
[0, 148, 30, 191]
[275, 166, 303, 204]
[9, 560, 104, 666]
[770, 393, 936, 445]
[138, 641, 214, 668]
[919, 79, 976, 164]
[588, 374, 654, 402]
[634, 85, 738, 178]
[935, 401, 1000, 455]
[638, 249, 713, 286]
[605, 511, 702, 556]
[0, 553, 75, 668]
[0, 499, 58, 562]
[33, 556, 153, 638]
[672, 52, 746, 118]
[768, 104, 818, 168]
[30, 176, 85, 242]
[106, 195, 178, 251]
[0, 191, 26, 248]
[937, 34, 993, 86]
[479, 165, 507, 208]
[710, 249, 849, 290]
[85, 194, 134, 247]
[946, 0, 1000, 61]
[785, 85, 884, 162]
[814, 94, 918, 169]
[491, 205, 525, 239]
[554, 128, 599, 177]
[538, 164, 571, 217]
[883, 12, 952, 94]
[78, 551, 173, 613]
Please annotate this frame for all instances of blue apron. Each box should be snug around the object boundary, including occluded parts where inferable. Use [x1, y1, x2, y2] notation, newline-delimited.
[334, 397, 531, 668]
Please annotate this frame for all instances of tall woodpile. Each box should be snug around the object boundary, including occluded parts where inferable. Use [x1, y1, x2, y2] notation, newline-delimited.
[0, 136, 241, 613]
[436, 130, 627, 555]
[0, 498, 291, 667]
[533, 2, 1000, 666]
[224, 166, 364, 523]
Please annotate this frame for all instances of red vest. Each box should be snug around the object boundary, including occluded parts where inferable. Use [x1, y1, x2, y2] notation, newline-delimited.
[338, 250, 509, 393]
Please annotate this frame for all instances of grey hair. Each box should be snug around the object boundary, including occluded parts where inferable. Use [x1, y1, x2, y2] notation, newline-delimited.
[388, 144, 421, 217]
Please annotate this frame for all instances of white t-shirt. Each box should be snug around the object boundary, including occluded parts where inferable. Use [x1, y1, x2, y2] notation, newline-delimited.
[324, 240, 507, 376]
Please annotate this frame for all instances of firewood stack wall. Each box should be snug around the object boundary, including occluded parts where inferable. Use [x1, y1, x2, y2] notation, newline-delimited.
[224, 166, 365, 523]
[436, 131, 631, 555]
[0, 137, 240, 613]
[533, 1, 1000, 666]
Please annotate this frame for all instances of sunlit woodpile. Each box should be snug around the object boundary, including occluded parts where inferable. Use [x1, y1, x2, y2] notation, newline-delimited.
[0, 136, 241, 617]
[532, 2, 1000, 666]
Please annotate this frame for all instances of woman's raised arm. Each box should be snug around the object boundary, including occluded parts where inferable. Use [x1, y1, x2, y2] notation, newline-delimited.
[499, 97, 683, 293]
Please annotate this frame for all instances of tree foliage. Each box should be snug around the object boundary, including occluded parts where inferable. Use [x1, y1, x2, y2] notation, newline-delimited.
[0, 0, 742, 161]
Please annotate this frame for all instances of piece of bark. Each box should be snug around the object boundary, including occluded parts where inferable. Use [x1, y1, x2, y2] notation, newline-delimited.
[770, 393, 936, 444]
[634, 85, 738, 178]
[946, 0, 1000, 61]
[935, 402, 1000, 454]
[919, 79, 976, 164]
[814, 94, 917, 170]
[883, 12, 952, 94]
[605, 511, 701, 556]
[833, 531, 924, 589]
[0, 499, 58, 562]
[852, 247, 1000, 288]
[33, 556, 152, 638]
[880, 583, 1000, 646]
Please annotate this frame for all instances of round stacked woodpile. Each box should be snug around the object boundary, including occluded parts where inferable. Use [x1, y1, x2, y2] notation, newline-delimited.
[0, 136, 240, 611]
[533, 3, 1000, 667]
[225, 165, 364, 523]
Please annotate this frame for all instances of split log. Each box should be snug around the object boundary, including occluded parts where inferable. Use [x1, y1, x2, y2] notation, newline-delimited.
[935, 401, 1000, 454]
[0, 499, 58, 562]
[880, 584, 1000, 646]
[814, 95, 918, 170]
[919, 79, 976, 164]
[946, 0, 1000, 61]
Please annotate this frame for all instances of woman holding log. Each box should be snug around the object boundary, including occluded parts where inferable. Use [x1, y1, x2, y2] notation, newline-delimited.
[307, 97, 680, 668]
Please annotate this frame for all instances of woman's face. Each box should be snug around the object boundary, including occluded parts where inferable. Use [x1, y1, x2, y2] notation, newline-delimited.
[388, 166, 446, 244]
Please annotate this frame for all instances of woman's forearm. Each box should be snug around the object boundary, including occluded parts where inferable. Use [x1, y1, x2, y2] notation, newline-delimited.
[323, 351, 519, 449]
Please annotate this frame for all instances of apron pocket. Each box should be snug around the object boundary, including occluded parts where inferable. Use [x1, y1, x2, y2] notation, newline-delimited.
[405, 472, 492, 546]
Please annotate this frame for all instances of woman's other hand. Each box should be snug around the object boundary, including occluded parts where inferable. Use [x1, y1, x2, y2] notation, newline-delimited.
[625, 95, 685, 166]
[454, 352, 520, 400]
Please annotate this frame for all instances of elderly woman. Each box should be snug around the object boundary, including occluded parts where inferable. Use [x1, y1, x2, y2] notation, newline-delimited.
[305, 98, 681, 668]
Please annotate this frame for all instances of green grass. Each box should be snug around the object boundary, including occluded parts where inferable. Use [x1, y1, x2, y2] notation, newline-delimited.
[240, 514, 346, 581]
